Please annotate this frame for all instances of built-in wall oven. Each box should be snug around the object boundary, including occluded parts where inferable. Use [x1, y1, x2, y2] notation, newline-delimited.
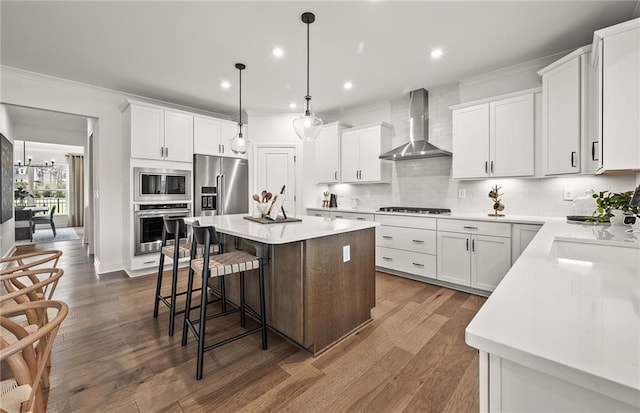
[134, 167, 191, 203]
[134, 203, 190, 256]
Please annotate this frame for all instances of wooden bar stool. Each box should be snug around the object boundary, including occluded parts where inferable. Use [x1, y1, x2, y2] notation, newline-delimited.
[153, 217, 219, 336]
[182, 223, 267, 380]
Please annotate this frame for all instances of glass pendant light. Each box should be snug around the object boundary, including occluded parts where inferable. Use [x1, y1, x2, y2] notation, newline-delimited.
[230, 63, 248, 154]
[293, 12, 323, 141]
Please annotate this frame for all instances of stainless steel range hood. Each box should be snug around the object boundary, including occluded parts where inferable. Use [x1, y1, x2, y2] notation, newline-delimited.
[379, 88, 452, 161]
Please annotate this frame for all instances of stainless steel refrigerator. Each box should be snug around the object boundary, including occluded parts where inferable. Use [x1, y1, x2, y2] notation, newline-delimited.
[193, 155, 249, 216]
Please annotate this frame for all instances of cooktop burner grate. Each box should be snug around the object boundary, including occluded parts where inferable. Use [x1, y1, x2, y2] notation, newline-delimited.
[378, 207, 451, 214]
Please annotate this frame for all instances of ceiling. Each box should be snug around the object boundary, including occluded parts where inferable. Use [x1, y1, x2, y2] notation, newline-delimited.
[2, 1, 639, 118]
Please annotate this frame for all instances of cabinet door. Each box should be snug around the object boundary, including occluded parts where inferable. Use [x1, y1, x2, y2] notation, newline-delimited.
[511, 224, 542, 264]
[452, 104, 490, 179]
[491, 94, 534, 177]
[437, 231, 471, 286]
[358, 126, 382, 182]
[315, 124, 342, 183]
[601, 26, 640, 172]
[543, 57, 581, 175]
[164, 110, 193, 162]
[130, 105, 164, 160]
[340, 130, 360, 182]
[193, 116, 221, 156]
[471, 234, 511, 292]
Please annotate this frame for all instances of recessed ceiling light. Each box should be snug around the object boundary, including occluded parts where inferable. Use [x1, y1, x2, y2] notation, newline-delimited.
[289, 102, 297, 109]
[343, 81, 353, 90]
[272, 47, 285, 58]
[221, 81, 231, 89]
[430, 48, 443, 59]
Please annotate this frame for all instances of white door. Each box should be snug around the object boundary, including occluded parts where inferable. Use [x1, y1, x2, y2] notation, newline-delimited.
[452, 104, 490, 179]
[130, 105, 164, 160]
[490, 93, 535, 177]
[436, 231, 471, 286]
[256, 146, 296, 215]
[193, 116, 221, 156]
[471, 234, 511, 292]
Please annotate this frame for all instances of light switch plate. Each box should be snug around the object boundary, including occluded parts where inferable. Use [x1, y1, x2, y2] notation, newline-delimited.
[343, 245, 350, 262]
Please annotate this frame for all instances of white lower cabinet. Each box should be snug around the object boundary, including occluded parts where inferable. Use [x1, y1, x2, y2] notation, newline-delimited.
[307, 209, 330, 218]
[481, 352, 637, 412]
[331, 211, 374, 222]
[437, 220, 511, 292]
[374, 215, 437, 280]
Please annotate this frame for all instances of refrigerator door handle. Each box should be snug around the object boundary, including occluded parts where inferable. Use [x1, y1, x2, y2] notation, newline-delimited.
[219, 174, 225, 215]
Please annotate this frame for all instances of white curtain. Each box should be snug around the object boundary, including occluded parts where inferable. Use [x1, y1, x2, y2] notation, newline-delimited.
[68, 155, 84, 227]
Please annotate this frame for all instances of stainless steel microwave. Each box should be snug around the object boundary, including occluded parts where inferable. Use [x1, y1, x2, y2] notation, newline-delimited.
[133, 167, 191, 202]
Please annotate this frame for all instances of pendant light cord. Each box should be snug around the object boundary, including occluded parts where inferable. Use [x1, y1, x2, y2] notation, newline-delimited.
[305, 19, 311, 115]
[238, 66, 243, 129]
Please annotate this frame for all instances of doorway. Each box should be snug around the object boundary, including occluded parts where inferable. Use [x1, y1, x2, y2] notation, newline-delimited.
[4, 104, 94, 250]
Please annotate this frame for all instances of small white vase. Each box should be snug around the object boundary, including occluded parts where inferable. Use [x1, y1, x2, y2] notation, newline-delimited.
[256, 202, 271, 217]
[609, 209, 626, 225]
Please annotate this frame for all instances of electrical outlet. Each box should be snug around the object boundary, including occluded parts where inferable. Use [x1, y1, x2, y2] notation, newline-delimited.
[343, 245, 350, 262]
[563, 188, 574, 201]
[458, 189, 466, 199]
[364, 191, 371, 198]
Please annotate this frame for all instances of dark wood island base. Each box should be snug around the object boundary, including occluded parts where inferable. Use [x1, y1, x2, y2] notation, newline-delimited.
[219, 227, 376, 355]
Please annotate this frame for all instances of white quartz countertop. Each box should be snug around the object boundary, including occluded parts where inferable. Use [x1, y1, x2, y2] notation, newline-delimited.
[184, 214, 377, 244]
[465, 218, 640, 407]
[307, 206, 547, 225]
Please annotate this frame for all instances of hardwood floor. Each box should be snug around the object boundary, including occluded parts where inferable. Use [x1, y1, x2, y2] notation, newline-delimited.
[16, 238, 485, 412]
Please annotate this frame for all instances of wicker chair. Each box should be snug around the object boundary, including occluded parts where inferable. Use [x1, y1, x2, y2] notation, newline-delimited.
[0, 300, 68, 413]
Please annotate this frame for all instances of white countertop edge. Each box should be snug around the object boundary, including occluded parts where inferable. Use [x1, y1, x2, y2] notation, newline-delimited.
[465, 332, 640, 408]
[306, 207, 549, 225]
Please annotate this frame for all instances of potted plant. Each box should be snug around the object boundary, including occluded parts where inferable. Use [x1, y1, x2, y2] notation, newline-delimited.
[592, 190, 638, 224]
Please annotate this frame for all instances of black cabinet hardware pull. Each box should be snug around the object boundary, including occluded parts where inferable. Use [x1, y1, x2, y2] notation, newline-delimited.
[472, 239, 476, 252]
[490, 161, 494, 173]
[412, 263, 425, 267]
[382, 256, 392, 261]
[382, 235, 393, 239]
[485, 161, 488, 173]
[412, 240, 425, 243]
[466, 238, 469, 251]
[592, 141, 599, 161]
[463, 226, 478, 230]
[571, 151, 577, 167]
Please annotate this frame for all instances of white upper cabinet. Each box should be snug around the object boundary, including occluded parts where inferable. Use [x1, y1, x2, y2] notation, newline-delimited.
[193, 115, 244, 158]
[164, 110, 193, 162]
[340, 122, 393, 183]
[452, 104, 490, 179]
[451, 90, 536, 179]
[127, 103, 193, 163]
[592, 18, 640, 174]
[539, 46, 597, 175]
[315, 122, 348, 183]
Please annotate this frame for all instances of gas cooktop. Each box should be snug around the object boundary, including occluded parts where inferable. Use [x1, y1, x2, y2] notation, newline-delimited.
[378, 207, 451, 215]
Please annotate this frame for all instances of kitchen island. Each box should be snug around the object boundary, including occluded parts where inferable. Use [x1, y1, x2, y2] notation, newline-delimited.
[184, 214, 377, 355]
[465, 219, 640, 411]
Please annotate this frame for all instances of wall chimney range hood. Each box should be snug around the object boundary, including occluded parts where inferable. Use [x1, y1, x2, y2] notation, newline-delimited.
[379, 88, 452, 161]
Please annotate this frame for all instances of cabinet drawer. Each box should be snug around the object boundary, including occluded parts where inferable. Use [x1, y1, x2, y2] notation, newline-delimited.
[376, 246, 436, 279]
[375, 214, 437, 230]
[376, 226, 436, 255]
[331, 211, 374, 222]
[307, 209, 330, 218]
[437, 219, 511, 237]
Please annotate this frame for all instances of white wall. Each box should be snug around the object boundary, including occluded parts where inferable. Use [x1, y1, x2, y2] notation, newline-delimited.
[0, 104, 15, 256]
[1, 67, 126, 273]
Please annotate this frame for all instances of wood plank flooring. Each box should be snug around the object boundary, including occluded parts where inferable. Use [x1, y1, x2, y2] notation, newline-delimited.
[15, 238, 485, 412]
